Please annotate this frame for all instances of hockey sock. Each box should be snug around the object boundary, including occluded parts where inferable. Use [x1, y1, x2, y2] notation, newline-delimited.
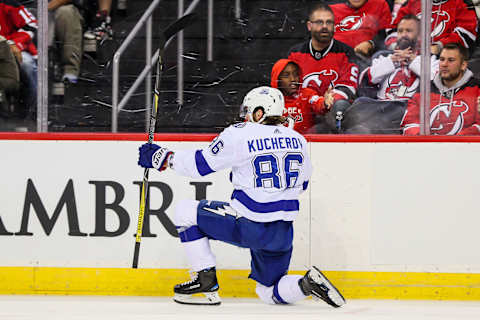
[274, 275, 306, 304]
[179, 230, 216, 272]
[256, 275, 306, 305]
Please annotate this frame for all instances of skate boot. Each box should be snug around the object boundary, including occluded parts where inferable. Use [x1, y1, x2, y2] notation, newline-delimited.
[173, 267, 221, 305]
[299, 266, 346, 308]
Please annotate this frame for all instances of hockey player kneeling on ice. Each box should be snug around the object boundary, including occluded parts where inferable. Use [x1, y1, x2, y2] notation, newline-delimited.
[137, 86, 346, 307]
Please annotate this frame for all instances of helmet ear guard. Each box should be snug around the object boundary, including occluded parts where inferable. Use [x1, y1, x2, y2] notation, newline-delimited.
[240, 86, 285, 123]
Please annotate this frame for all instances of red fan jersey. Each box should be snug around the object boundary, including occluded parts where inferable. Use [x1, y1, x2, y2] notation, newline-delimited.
[401, 70, 480, 135]
[271, 59, 328, 134]
[388, 0, 477, 52]
[330, 0, 392, 48]
[288, 39, 359, 103]
[0, 0, 38, 56]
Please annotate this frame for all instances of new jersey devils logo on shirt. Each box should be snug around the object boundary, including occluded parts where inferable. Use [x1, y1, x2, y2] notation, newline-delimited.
[430, 100, 468, 135]
[431, 11, 450, 38]
[302, 70, 339, 94]
[385, 69, 418, 99]
[337, 14, 364, 31]
[417, 11, 450, 38]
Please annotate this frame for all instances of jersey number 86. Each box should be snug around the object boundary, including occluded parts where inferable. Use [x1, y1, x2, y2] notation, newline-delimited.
[252, 153, 304, 189]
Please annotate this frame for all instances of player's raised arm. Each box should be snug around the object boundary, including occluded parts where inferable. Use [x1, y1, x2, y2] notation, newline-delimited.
[137, 126, 237, 179]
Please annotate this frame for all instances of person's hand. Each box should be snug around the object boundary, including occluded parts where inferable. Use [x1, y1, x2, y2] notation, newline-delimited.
[431, 44, 441, 55]
[9, 43, 22, 63]
[323, 86, 334, 110]
[138, 143, 173, 171]
[391, 47, 413, 65]
[354, 41, 374, 56]
[404, 48, 417, 64]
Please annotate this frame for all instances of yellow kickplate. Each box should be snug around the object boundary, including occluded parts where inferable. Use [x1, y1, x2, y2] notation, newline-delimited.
[1, 267, 479, 300]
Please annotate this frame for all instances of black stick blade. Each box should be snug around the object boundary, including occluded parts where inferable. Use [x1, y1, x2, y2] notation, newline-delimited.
[163, 13, 198, 42]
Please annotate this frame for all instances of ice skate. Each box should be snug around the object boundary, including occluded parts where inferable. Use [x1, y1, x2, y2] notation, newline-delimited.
[173, 267, 221, 305]
[299, 266, 346, 307]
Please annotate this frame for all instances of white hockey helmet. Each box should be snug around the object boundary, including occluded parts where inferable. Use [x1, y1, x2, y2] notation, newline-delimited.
[240, 86, 285, 123]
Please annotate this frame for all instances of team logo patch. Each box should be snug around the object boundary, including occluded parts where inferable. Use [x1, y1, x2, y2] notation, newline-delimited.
[337, 14, 364, 32]
[430, 101, 468, 135]
[385, 69, 418, 99]
[303, 70, 339, 94]
[200, 201, 238, 218]
[417, 11, 450, 38]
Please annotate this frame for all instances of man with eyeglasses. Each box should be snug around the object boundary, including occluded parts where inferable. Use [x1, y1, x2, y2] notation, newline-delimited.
[288, 3, 359, 133]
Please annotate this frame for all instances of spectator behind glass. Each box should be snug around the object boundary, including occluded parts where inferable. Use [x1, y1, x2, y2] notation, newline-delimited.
[270, 59, 334, 134]
[386, 0, 478, 56]
[360, 14, 439, 101]
[288, 3, 359, 133]
[0, 35, 20, 117]
[341, 15, 439, 134]
[48, 0, 85, 83]
[401, 43, 480, 135]
[0, 0, 37, 114]
[330, 0, 392, 58]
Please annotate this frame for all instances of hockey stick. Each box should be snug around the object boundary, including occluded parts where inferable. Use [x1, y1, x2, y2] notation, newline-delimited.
[133, 13, 198, 269]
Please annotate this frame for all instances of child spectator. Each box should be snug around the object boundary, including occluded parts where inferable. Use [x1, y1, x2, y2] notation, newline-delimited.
[270, 59, 334, 134]
[288, 3, 359, 133]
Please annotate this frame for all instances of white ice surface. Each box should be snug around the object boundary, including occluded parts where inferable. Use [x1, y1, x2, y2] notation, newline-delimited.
[1, 296, 480, 320]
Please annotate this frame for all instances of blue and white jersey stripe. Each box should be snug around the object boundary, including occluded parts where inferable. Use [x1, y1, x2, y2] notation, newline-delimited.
[230, 189, 301, 222]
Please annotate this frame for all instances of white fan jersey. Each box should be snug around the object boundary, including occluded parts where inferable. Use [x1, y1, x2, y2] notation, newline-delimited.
[170, 122, 312, 222]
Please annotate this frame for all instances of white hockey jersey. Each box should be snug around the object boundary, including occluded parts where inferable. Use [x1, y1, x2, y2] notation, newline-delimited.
[170, 122, 312, 223]
[360, 53, 439, 101]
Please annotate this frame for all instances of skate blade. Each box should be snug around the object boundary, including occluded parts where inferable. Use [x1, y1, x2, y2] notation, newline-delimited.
[311, 267, 346, 308]
[173, 292, 221, 305]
